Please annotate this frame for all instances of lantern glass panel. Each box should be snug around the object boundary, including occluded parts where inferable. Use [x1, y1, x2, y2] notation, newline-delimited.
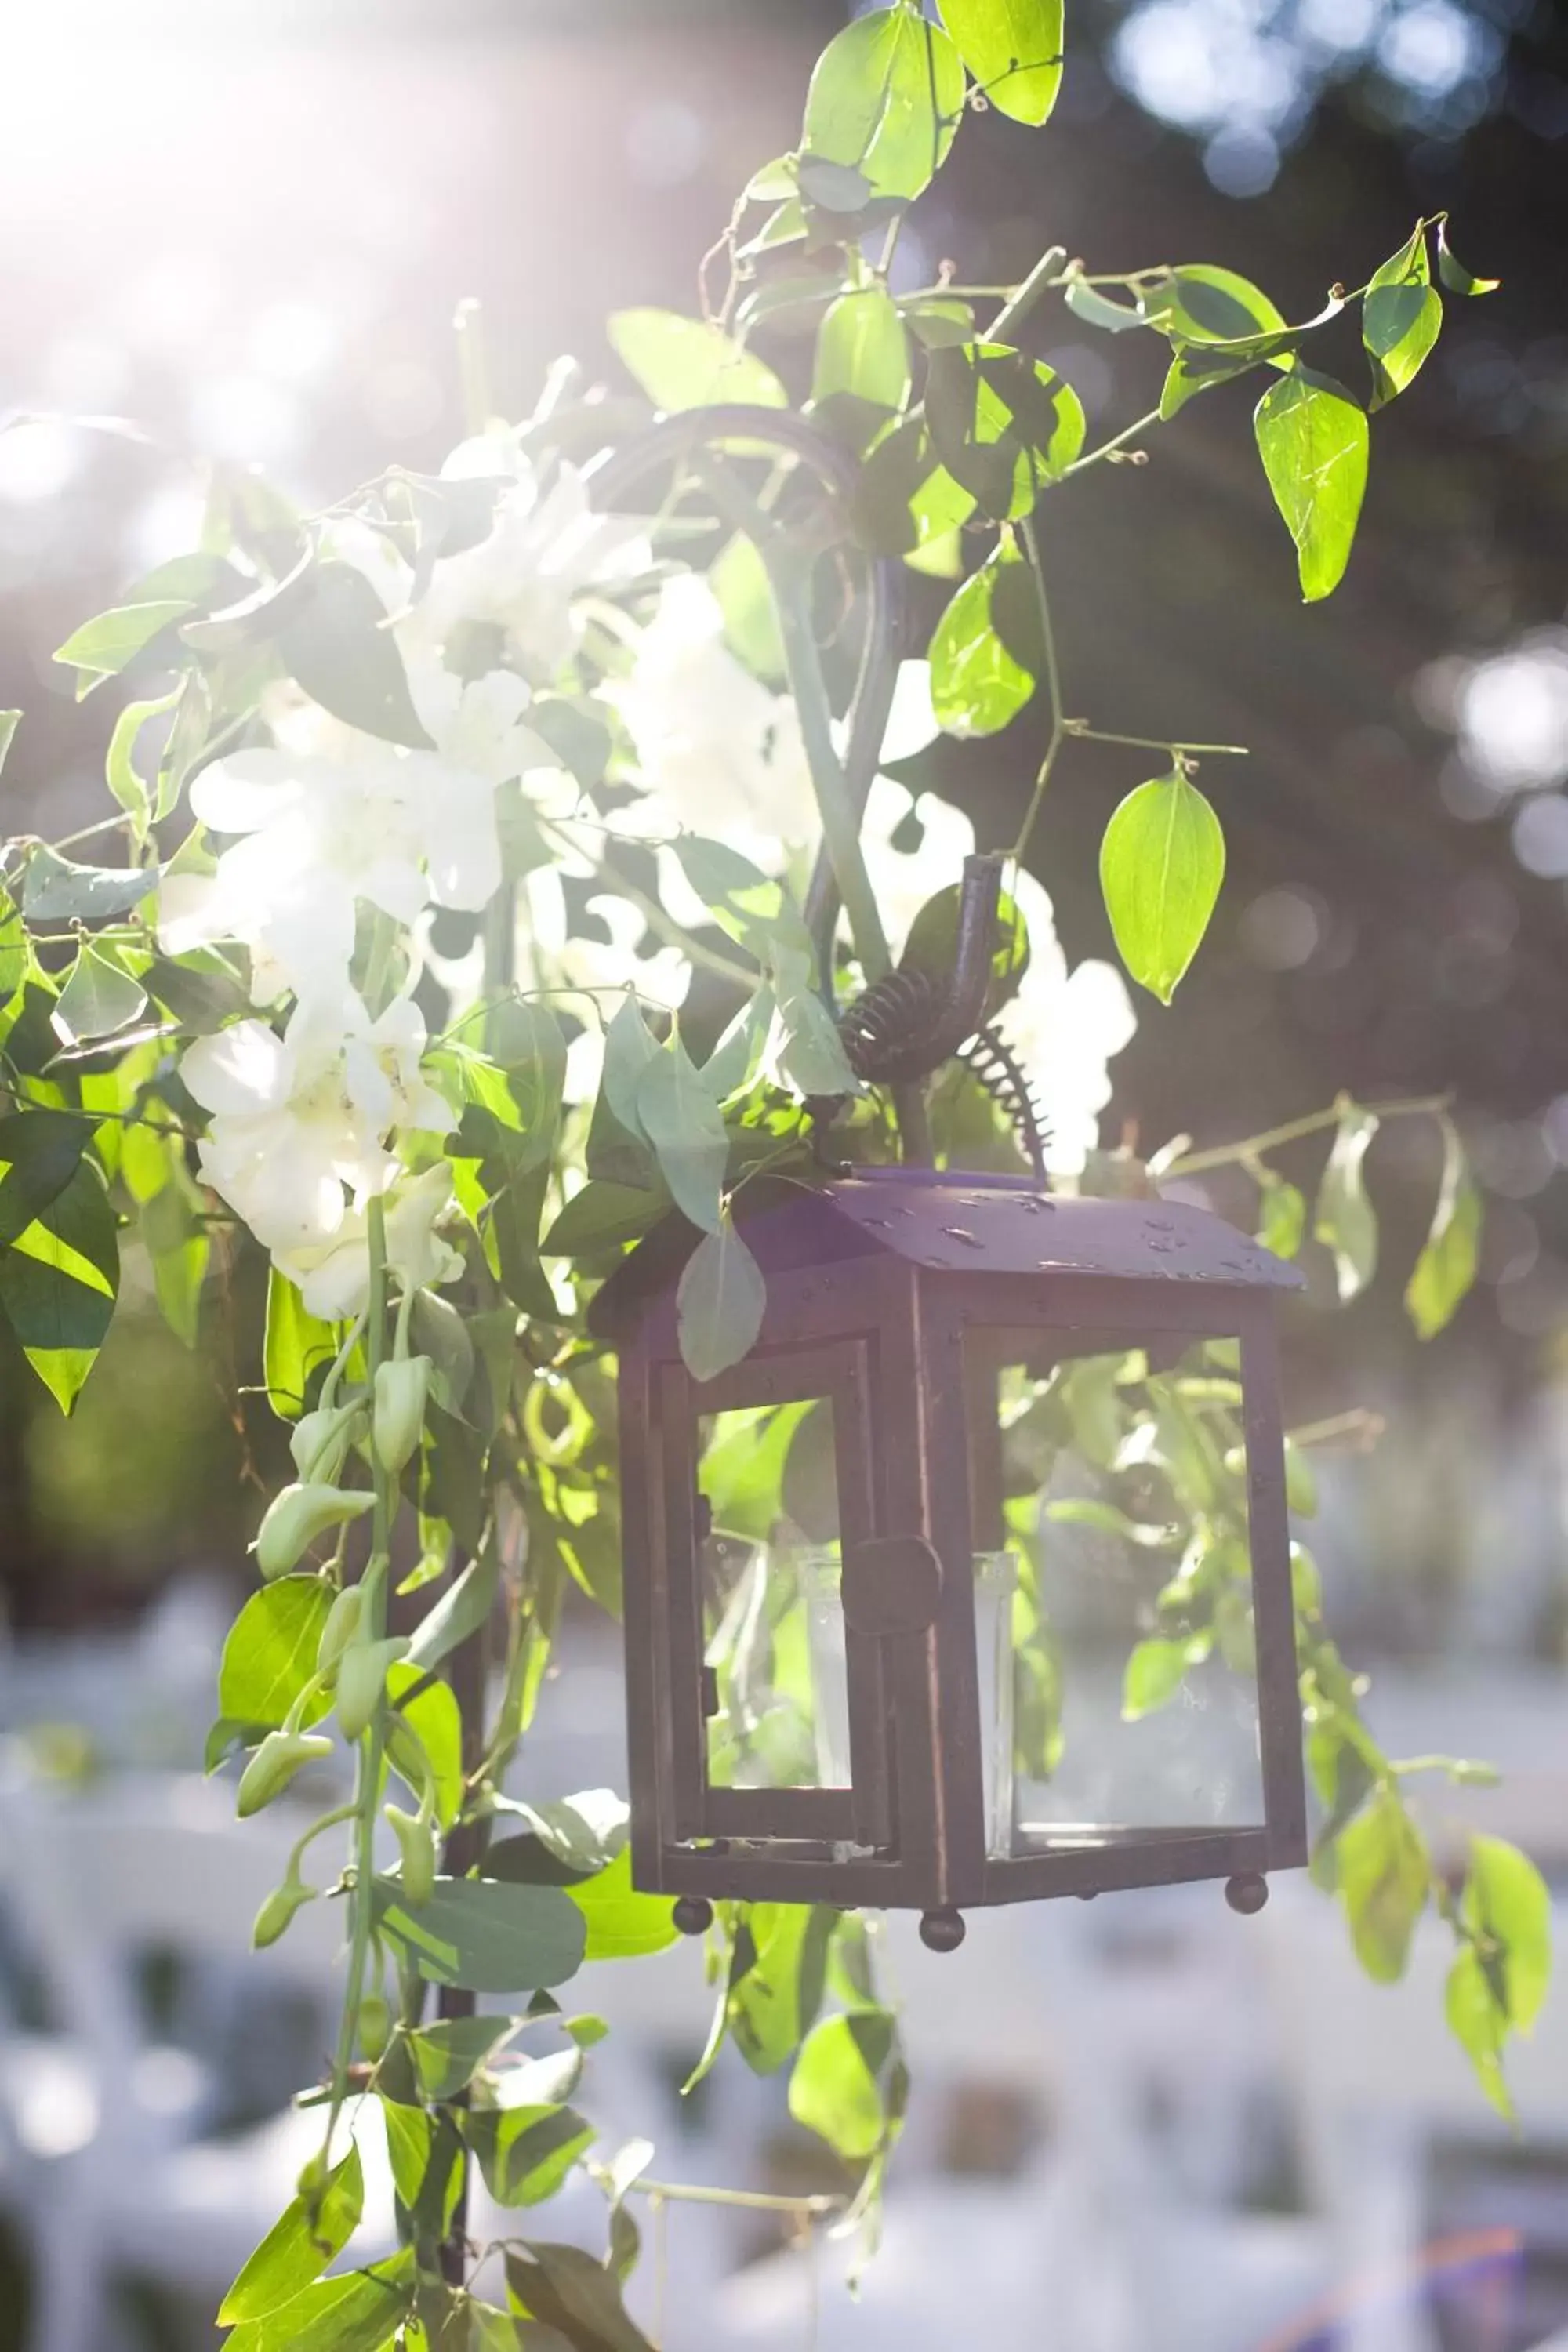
[697, 1401, 850, 1793]
[967, 1332, 1266, 1857]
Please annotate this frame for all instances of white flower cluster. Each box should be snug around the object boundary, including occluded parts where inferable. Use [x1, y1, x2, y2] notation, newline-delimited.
[164, 444, 651, 1309]
[162, 431, 1136, 1305]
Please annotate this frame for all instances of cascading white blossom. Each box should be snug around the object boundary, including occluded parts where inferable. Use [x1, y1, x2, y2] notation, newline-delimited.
[607, 572, 816, 859]
[180, 993, 450, 1256]
[160, 742, 506, 1008]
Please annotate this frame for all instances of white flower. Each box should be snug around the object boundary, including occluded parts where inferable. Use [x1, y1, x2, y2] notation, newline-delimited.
[610, 573, 815, 858]
[879, 659, 942, 764]
[408, 457, 650, 683]
[859, 782, 1137, 1177]
[159, 740, 501, 1006]
[406, 662, 555, 789]
[180, 994, 451, 1257]
[859, 773, 979, 954]
[274, 1165, 466, 1323]
[996, 871, 1137, 1179]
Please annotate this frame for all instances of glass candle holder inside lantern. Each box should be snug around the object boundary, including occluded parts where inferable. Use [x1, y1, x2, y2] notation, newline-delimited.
[593, 1169, 1308, 1951]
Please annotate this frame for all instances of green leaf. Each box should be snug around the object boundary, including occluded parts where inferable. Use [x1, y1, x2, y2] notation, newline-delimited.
[1122, 1635, 1205, 1719]
[1446, 1944, 1511, 2118]
[607, 309, 788, 413]
[789, 2009, 898, 2162]
[677, 1214, 766, 1381]
[729, 1903, 834, 2075]
[467, 2105, 596, 2208]
[812, 287, 911, 412]
[599, 995, 661, 1142]
[145, 950, 251, 1034]
[218, 1577, 334, 1730]
[275, 561, 434, 752]
[1436, 219, 1500, 296]
[0, 1158, 119, 1413]
[1314, 1105, 1380, 1303]
[1461, 1833, 1552, 2034]
[1363, 222, 1442, 409]
[852, 416, 976, 557]
[106, 688, 181, 845]
[1406, 1118, 1479, 1339]
[801, 9, 965, 202]
[141, 1178, 210, 1348]
[221, 2250, 415, 2352]
[710, 535, 785, 684]
[263, 1266, 339, 1421]
[49, 948, 149, 1047]
[566, 1849, 681, 1961]
[405, 2016, 517, 2102]
[938, 0, 1064, 122]
[1254, 368, 1369, 603]
[901, 881, 1029, 1013]
[541, 1179, 668, 1260]
[767, 952, 859, 1098]
[376, 1875, 586, 1994]
[926, 341, 1086, 521]
[22, 844, 160, 922]
[379, 2100, 463, 2241]
[1099, 769, 1225, 1004]
[0, 885, 25, 1004]
[1064, 279, 1143, 333]
[386, 1662, 464, 1831]
[0, 1109, 89, 1245]
[636, 1038, 729, 1236]
[1255, 1168, 1306, 1258]
[405, 1547, 500, 1675]
[1336, 1789, 1428, 1983]
[220, 2147, 364, 2323]
[1154, 290, 1342, 418]
[505, 2242, 655, 2352]
[927, 539, 1042, 738]
[0, 710, 19, 778]
[53, 601, 193, 698]
[1142, 264, 1287, 346]
[670, 835, 811, 965]
[488, 999, 568, 1168]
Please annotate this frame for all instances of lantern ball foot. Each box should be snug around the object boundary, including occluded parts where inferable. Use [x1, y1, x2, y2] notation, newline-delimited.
[919, 1907, 967, 1954]
[1225, 1872, 1269, 1917]
[672, 1896, 714, 1937]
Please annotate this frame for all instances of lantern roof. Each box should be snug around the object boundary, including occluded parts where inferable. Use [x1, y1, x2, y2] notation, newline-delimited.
[590, 1168, 1303, 1339]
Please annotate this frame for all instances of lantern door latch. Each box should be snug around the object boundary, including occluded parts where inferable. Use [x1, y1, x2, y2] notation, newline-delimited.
[841, 1535, 943, 1639]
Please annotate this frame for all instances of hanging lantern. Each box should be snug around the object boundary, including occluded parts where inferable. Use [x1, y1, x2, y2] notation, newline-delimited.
[593, 1170, 1307, 1951]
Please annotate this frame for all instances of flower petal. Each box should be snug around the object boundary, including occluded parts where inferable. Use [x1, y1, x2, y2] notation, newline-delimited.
[181, 1021, 289, 1116]
[190, 750, 304, 835]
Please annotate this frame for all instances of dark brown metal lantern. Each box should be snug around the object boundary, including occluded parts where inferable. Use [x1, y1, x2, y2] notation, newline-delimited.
[594, 1170, 1308, 1951]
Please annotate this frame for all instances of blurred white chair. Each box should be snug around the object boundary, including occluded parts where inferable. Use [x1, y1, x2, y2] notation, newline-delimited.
[1259, 1875, 1568, 2352]
[0, 1769, 394, 2352]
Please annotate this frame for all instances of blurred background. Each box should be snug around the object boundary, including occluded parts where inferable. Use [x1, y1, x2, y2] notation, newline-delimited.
[1, 0, 1566, 2345]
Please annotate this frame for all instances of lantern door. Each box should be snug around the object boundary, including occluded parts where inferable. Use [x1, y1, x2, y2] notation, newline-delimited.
[928, 1282, 1305, 1903]
[655, 1339, 895, 1862]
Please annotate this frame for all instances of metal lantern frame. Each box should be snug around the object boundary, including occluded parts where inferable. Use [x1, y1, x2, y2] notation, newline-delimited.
[596, 1170, 1309, 1940]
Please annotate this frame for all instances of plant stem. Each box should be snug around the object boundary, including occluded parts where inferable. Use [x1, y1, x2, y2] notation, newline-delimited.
[1165, 1093, 1451, 1178]
[631, 2180, 844, 2218]
[1011, 517, 1067, 864]
[323, 1197, 393, 2169]
[454, 298, 492, 434]
[1062, 406, 1163, 477]
[991, 245, 1069, 341]
[1065, 724, 1250, 759]
[770, 562, 893, 983]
